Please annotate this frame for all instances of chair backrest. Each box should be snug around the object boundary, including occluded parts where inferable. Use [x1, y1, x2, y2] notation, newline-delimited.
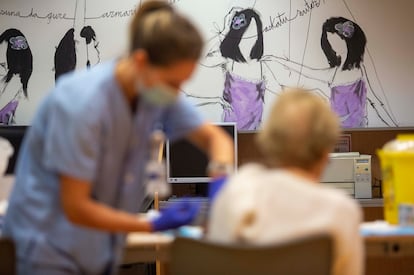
[0, 237, 16, 275]
[170, 234, 333, 275]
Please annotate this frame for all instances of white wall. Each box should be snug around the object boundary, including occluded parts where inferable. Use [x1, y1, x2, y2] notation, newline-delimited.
[0, 0, 413, 128]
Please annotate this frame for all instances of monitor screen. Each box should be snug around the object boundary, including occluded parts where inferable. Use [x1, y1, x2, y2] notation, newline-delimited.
[166, 122, 237, 183]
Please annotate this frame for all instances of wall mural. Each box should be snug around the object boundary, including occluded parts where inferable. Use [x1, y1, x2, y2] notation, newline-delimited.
[0, 28, 33, 124]
[0, 0, 412, 130]
[54, 0, 100, 81]
[273, 17, 398, 128]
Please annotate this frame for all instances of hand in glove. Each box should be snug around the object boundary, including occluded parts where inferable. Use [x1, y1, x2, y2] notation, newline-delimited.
[151, 200, 200, 231]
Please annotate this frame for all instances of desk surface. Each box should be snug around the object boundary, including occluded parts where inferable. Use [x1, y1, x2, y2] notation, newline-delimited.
[125, 233, 173, 265]
[127, 232, 173, 247]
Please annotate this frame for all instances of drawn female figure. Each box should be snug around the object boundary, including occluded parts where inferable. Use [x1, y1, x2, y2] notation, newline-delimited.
[274, 17, 398, 127]
[0, 28, 33, 125]
[220, 9, 265, 130]
[188, 8, 281, 131]
[54, 0, 100, 81]
[80, 25, 99, 68]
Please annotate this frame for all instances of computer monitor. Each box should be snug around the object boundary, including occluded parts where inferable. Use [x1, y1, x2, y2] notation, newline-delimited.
[166, 122, 237, 183]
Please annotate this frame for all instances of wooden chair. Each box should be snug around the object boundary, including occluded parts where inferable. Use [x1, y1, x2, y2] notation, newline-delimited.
[0, 237, 16, 275]
[170, 234, 332, 275]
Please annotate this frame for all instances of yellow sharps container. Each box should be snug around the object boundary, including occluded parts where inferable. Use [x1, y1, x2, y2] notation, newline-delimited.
[377, 134, 414, 224]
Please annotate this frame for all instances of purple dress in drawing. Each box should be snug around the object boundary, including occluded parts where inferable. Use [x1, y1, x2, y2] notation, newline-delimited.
[223, 72, 265, 130]
[0, 99, 18, 125]
[330, 79, 367, 128]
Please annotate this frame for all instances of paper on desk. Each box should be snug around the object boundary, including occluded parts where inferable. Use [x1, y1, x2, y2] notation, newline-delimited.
[360, 220, 414, 236]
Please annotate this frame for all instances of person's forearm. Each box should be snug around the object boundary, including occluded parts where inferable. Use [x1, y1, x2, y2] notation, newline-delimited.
[187, 123, 235, 178]
[205, 125, 235, 178]
[64, 198, 153, 233]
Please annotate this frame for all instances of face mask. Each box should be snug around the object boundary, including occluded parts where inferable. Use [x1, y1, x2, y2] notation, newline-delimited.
[137, 81, 178, 107]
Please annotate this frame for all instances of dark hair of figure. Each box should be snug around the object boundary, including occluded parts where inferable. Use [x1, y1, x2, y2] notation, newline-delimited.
[220, 9, 264, 63]
[321, 17, 366, 71]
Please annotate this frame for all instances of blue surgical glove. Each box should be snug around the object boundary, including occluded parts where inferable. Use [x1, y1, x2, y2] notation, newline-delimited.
[208, 176, 227, 201]
[151, 200, 200, 231]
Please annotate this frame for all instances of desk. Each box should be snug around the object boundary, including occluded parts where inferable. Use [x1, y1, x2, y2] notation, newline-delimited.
[124, 233, 173, 264]
[365, 235, 414, 257]
[124, 231, 414, 275]
[365, 235, 414, 274]
[125, 233, 174, 275]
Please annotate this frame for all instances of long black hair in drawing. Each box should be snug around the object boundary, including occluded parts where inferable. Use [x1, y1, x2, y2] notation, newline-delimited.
[54, 28, 76, 81]
[321, 17, 366, 71]
[220, 9, 263, 63]
[0, 28, 33, 98]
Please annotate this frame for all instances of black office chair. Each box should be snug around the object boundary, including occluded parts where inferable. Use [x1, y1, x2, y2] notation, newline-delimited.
[170, 234, 333, 275]
[0, 237, 16, 275]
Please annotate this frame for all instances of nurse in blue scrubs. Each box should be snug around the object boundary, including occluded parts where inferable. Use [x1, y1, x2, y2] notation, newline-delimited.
[3, 1, 234, 274]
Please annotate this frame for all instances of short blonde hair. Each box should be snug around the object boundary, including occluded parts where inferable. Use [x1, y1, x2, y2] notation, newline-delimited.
[129, 0, 203, 66]
[256, 88, 340, 170]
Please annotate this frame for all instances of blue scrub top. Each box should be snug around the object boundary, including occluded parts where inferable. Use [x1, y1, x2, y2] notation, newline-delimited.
[3, 60, 204, 274]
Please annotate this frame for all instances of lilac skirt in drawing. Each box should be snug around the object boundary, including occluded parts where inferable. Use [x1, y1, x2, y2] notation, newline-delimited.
[0, 99, 18, 125]
[330, 79, 367, 128]
[223, 72, 265, 131]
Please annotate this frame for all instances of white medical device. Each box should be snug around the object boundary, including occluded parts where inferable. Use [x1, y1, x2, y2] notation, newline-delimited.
[320, 152, 372, 199]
